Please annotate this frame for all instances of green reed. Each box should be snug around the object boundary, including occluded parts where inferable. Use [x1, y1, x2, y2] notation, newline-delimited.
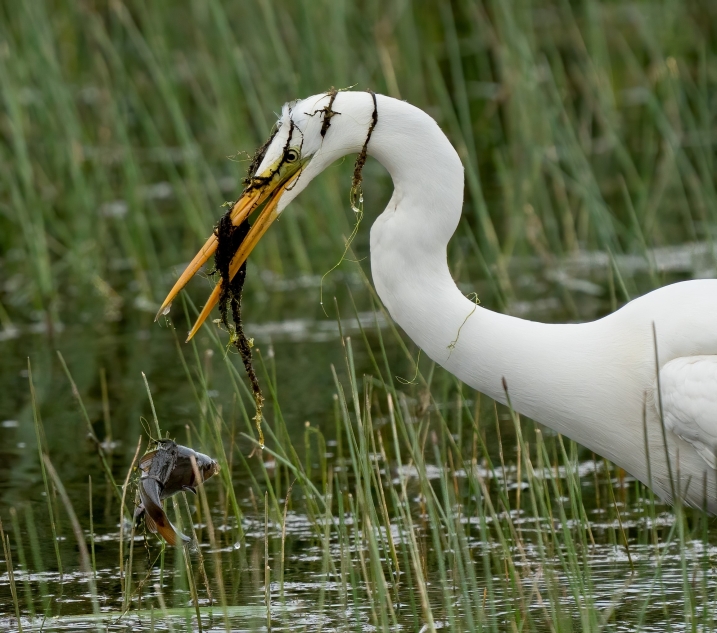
[2, 0, 717, 328]
[6, 300, 714, 630]
[3, 0, 717, 630]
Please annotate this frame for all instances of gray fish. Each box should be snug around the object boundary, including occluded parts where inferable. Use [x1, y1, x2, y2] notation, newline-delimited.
[134, 440, 220, 546]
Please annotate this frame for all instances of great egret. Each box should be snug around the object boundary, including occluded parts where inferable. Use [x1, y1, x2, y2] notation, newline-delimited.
[158, 91, 717, 511]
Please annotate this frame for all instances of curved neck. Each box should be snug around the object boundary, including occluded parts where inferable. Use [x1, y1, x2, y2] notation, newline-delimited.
[368, 95, 502, 387]
[366, 97, 642, 469]
[367, 96, 470, 351]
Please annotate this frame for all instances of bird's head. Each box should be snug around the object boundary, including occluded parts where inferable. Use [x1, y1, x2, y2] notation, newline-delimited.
[156, 90, 378, 338]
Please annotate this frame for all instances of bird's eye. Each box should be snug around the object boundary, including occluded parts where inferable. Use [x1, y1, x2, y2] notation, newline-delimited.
[285, 149, 299, 163]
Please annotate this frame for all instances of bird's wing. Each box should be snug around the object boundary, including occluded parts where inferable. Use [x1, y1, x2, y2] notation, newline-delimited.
[658, 355, 717, 469]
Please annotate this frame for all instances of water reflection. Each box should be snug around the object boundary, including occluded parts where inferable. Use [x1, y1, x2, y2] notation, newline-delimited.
[0, 251, 713, 630]
[0, 467, 711, 631]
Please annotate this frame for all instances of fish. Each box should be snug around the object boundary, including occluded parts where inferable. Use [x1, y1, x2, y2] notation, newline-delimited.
[134, 439, 220, 546]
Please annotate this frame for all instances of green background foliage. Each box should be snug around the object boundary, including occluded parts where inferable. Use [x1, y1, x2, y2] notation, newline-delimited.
[1, 1, 717, 630]
[2, 0, 716, 325]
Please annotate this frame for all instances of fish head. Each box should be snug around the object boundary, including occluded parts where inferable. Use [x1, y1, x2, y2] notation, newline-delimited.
[161, 445, 220, 496]
[193, 450, 220, 482]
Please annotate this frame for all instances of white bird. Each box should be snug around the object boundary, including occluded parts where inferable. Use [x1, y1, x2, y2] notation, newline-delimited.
[157, 91, 717, 511]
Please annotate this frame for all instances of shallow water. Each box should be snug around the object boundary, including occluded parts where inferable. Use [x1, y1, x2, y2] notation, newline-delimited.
[1, 245, 716, 631]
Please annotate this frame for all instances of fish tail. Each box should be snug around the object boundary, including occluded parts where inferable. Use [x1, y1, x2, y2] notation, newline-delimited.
[143, 502, 190, 546]
[143, 509, 160, 535]
[155, 518, 179, 547]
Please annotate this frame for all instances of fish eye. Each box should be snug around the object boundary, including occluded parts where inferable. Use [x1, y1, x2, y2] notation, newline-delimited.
[285, 148, 299, 163]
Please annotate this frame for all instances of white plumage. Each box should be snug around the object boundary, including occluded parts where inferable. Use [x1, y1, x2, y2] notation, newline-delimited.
[163, 91, 717, 511]
[661, 356, 717, 470]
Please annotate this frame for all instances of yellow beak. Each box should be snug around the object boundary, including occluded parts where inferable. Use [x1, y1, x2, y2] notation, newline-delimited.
[156, 162, 303, 341]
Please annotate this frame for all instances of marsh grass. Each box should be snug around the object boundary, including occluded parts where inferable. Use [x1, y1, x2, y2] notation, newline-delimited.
[3, 0, 717, 630]
[4, 293, 717, 631]
[1, 0, 717, 325]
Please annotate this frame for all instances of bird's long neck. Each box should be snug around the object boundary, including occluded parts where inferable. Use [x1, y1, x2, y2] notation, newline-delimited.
[367, 96, 638, 463]
[367, 96, 478, 373]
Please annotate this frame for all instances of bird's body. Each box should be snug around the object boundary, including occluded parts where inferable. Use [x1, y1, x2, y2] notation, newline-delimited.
[161, 91, 717, 511]
[339, 92, 717, 510]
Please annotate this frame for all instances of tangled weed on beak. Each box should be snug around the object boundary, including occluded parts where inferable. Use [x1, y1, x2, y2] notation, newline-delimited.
[183, 172, 298, 342]
[155, 155, 304, 331]
[156, 129, 306, 450]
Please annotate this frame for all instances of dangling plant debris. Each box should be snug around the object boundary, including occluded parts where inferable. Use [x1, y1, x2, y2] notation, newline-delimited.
[213, 207, 265, 448]
[350, 90, 378, 209]
[242, 127, 278, 189]
[212, 91, 378, 443]
[319, 90, 379, 312]
[316, 86, 341, 138]
[212, 117, 304, 449]
[244, 119, 299, 195]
